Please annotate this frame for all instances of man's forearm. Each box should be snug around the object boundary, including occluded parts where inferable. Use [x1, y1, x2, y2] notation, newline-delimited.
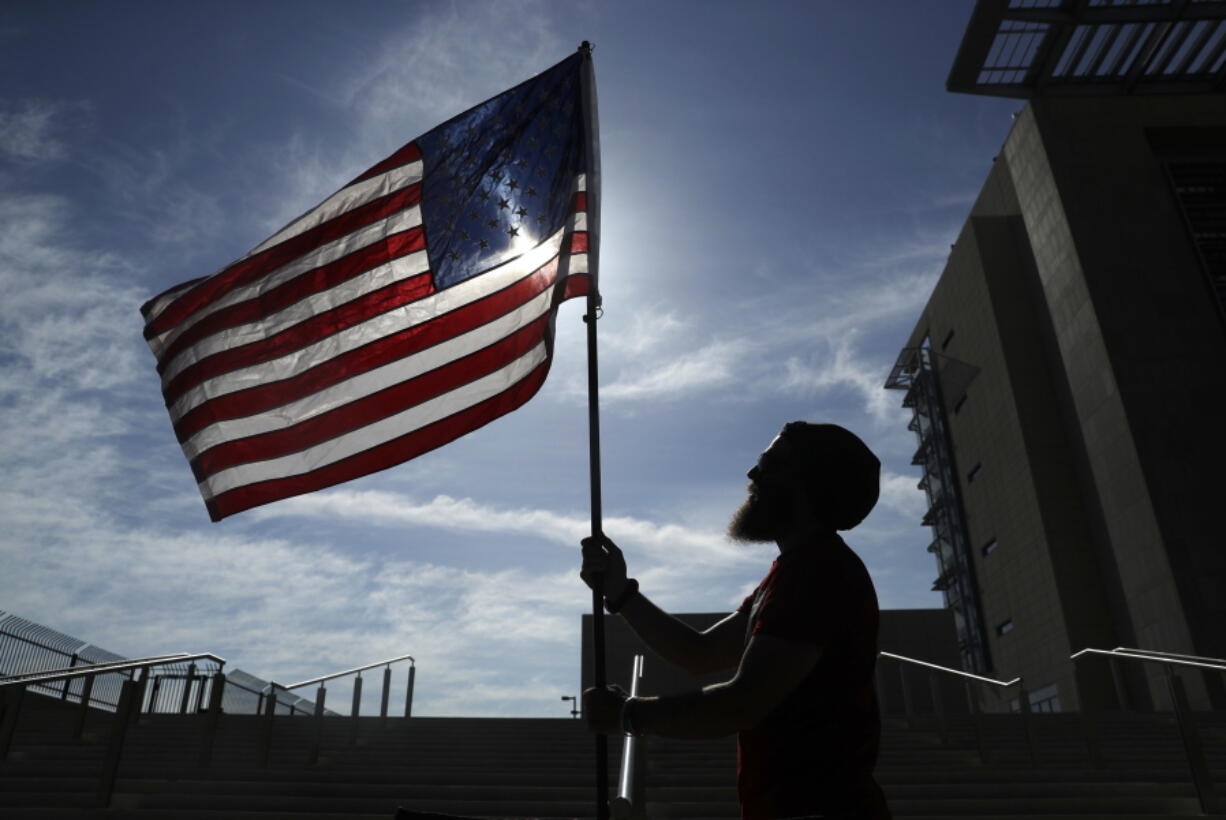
[630, 683, 750, 739]
[617, 591, 722, 675]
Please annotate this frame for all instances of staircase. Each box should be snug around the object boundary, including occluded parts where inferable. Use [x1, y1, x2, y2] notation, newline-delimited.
[2, 690, 1224, 819]
[648, 712, 1226, 819]
[0, 691, 618, 819]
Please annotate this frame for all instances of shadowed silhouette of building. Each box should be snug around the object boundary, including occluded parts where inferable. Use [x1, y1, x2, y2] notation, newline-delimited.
[886, 0, 1226, 714]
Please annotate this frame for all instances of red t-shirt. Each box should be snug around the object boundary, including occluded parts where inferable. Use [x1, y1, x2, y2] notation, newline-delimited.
[735, 534, 890, 820]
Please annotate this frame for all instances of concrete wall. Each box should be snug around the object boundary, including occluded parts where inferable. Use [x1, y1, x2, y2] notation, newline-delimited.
[1011, 95, 1226, 709]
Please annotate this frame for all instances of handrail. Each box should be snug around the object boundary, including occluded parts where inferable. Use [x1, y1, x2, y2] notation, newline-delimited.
[271, 653, 415, 690]
[879, 651, 1021, 687]
[0, 653, 222, 688]
[1111, 646, 1226, 668]
[611, 654, 644, 820]
[1071, 647, 1226, 673]
[0, 653, 189, 683]
[1071, 645, 1222, 814]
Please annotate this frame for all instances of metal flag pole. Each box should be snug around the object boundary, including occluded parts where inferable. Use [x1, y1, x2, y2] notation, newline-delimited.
[577, 40, 609, 820]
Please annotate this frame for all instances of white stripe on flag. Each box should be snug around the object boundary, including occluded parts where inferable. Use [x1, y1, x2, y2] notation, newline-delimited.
[159, 249, 430, 385]
[244, 160, 424, 259]
[143, 279, 205, 328]
[149, 205, 424, 358]
[143, 160, 421, 329]
[199, 340, 549, 500]
[567, 254, 588, 276]
[168, 228, 566, 421]
[182, 284, 557, 460]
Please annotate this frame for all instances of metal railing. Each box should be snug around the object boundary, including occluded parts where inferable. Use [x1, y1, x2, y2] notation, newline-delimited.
[1, 652, 226, 726]
[0, 648, 421, 806]
[269, 652, 416, 719]
[1, 652, 193, 687]
[611, 654, 645, 820]
[259, 653, 416, 767]
[876, 650, 1038, 765]
[0, 612, 306, 718]
[1072, 646, 1225, 815]
[0, 652, 229, 807]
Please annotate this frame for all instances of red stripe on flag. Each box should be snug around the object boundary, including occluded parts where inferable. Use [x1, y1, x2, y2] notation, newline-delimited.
[146, 182, 423, 338]
[568, 232, 588, 254]
[573, 191, 587, 212]
[157, 228, 427, 372]
[191, 317, 550, 480]
[349, 142, 423, 186]
[141, 276, 209, 319]
[163, 273, 436, 406]
[562, 273, 591, 301]
[204, 359, 551, 521]
[173, 256, 561, 443]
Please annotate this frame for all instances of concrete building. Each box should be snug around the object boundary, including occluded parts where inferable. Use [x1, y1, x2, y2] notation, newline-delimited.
[885, 0, 1226, 713]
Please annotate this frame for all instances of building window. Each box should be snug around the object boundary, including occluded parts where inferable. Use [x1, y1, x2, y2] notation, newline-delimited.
[967, 462, 982, 483]
[1165, 161, 1226, 321]
[1010, 683, 1061, 714]
[996, 619, 1014, 636]
[941, 328, 956, 350]
[953, 393, 968, 414]
[1030, 684, 1061, 713]
[982, 538, 998, 556]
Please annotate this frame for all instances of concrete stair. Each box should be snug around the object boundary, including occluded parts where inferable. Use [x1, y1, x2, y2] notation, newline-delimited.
[645, 713, 1226, 819]
[1, 691, 1224, 818]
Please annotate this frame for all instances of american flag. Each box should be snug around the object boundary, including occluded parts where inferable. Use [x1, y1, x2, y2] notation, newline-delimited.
[141, 52, 595, 521]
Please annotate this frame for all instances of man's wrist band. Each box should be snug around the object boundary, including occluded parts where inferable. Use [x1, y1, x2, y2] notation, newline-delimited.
[620, 696, 641, 736]
[605, 578, 639, 614]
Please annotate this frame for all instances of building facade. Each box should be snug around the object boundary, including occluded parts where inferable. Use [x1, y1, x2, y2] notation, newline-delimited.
[886, 0, 1226, 713]
[887, 87, 1226, 712]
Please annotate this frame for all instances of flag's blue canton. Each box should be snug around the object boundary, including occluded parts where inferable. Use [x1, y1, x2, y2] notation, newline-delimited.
[417, 53, 586, 292]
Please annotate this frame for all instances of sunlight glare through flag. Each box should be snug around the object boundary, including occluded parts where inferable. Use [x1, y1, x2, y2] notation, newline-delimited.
[140, 51, 596, 521]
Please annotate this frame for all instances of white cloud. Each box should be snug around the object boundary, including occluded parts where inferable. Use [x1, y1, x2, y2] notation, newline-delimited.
[599, 339, 741, 403]
[1, 481, 762, 716]
[580, 262, 937, 422]
[338, 2, 566, 139]
[89, 141, 229, 252]
[929, 190, 979, 210]
[878, 470, 926, 520]
[0, 99, 73, 161]
[256, 488, 758, 571]
[0, 515, 587, 716]
[233, 2, 580, 284]
[0, 194, 147, 391]
[602, 308, 687, 357]
[779, 334, 907, 427]
[856, 235, 951, 269]
[248, 131, 351, 239]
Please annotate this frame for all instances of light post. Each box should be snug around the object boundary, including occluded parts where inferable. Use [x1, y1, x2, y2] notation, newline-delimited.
[561, 694, 579, 718]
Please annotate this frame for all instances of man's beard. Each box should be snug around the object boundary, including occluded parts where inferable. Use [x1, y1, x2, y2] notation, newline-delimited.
[728, 485, 794, 543]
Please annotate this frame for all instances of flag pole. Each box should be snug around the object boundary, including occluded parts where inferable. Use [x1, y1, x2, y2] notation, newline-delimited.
[577, 40, 609, 820]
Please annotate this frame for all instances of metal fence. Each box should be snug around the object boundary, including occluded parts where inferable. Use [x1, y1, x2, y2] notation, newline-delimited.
[0, 611, 133, 711]
[0, 610, 328, 716]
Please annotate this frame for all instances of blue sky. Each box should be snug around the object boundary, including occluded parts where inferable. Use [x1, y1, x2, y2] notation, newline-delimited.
[1, 1, 1019, 716]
